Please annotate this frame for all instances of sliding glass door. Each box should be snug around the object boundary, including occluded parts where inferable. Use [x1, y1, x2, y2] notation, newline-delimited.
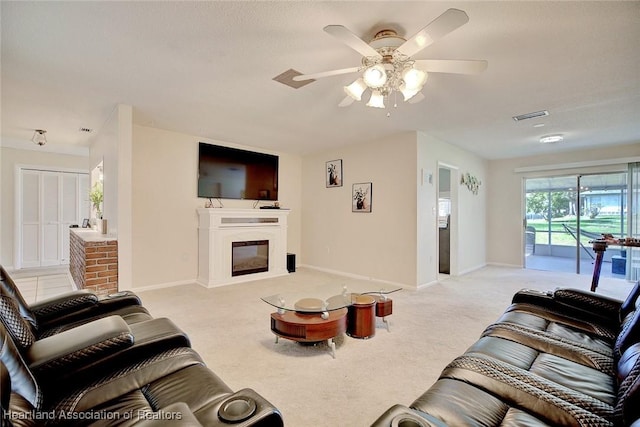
[525, 171, 628, 278]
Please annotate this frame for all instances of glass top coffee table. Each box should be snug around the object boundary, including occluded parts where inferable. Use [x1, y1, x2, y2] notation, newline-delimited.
[261, 285, 401, 358]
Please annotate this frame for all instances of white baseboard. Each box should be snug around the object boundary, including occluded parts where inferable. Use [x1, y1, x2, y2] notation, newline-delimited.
[130, 279, 196, 293]
[300, 264, 410, 289]
[486, 262, 524, 269]
[457, 263, 489, 276]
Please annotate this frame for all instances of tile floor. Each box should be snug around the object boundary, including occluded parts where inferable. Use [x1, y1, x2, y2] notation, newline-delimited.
[10, 266, 74, 304]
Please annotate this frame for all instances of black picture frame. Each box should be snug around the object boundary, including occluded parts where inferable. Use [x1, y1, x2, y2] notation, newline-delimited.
[352, 182, 372, 213]
[326, 159, 343, 188]
[82, 218, 90, 228]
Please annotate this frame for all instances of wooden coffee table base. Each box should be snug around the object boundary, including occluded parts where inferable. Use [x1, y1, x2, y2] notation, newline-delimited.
[270, 308, 348, 358]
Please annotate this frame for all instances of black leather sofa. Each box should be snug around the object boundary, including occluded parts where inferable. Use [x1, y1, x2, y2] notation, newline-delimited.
[0, 267, 283, 427]
[371, 283, 640, 427]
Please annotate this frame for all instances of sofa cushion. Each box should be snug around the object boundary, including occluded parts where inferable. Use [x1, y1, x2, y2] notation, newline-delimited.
[0, 293, 36, 352]
[0, 266, 37, 329]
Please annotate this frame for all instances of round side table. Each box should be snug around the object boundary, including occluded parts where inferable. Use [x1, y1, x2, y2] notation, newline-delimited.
[347, 295, 377, 339]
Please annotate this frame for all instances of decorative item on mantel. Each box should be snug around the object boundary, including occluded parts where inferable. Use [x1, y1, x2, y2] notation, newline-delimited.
[461, 172, 481, 195]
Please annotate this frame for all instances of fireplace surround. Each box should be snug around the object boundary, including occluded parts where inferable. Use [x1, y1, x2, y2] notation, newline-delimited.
[197, 208, 290, 287]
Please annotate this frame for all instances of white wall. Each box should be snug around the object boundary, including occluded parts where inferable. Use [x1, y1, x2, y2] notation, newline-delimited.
[301, 132, 419, 287]
[416, 132, 488, 286]
[89, 104, 134, 288]
[0, 147, 89, 268]
[131, 125, 302, 289]
[487, 142, 640, 267]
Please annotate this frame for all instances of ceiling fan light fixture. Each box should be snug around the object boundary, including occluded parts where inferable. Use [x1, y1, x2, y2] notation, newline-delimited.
[399, 83, 420, 101]
[344, 78, 367, 101]
[402, 67, 427, 91]
[363, 64, 387, 88]
[366, 90, 385, 108]
[32, 129, 47, 146]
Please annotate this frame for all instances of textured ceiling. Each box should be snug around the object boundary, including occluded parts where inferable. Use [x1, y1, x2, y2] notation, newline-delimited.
[1, 1, 639, 159]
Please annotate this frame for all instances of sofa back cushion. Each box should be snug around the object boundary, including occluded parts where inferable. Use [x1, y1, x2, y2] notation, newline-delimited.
[621, 281, 640, 323]
[0, 292, 36, 352]
[615, 308, 640, 362]
[616, 343, 640, 425]
[0, 266, 37, 330]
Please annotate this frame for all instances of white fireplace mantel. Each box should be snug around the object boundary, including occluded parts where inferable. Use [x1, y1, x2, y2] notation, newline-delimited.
[197, 208, 290, 287]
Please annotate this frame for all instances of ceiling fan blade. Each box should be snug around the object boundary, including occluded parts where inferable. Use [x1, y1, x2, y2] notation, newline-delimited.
[293, 67, 360, 82]
[323, 25, 382, 58]
[414, 59, 488, 75]
[396, 9, 469, 57]
[338, 96, 355, 107]
[408, 92, 425, 104]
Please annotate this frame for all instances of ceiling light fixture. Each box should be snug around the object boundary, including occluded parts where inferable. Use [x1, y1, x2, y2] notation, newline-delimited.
[31, 129, 47, 146]
[539, 134, 564, 144]
[342, 30, 429, 109]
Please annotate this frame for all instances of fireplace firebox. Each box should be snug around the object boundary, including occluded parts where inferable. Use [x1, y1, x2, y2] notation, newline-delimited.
[232, 240, 269, 276]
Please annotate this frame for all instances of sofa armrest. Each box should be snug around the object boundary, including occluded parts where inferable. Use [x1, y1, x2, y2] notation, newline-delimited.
[512, 288, 621, 329]
[99, 290, 142, 306]
[30, 291, 98, 322]
[26, 315, 134, 379]
[553, 288, 622, 316]
[370, 404, 448, 427]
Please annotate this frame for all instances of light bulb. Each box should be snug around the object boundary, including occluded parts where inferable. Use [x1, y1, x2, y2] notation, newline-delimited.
[399, 83, 420, 101]
[363, 65, 387, 88]
[366, 90, 385, 108]
[402, 68, 427, 90]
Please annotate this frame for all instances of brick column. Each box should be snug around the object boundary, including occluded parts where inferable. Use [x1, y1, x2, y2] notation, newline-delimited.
[70, 230, 118, 296]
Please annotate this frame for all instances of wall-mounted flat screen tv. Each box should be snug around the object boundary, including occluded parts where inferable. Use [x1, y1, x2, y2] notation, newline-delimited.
[198, 142, 279, 201]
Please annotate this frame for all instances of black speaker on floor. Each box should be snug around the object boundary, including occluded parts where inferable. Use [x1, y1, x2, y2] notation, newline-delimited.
[287, 253, 296, 273]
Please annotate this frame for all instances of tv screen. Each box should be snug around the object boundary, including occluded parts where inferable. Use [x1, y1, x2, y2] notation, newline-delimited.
[198, 143, 279, 201]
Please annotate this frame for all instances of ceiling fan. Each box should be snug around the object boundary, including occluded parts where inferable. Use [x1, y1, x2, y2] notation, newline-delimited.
[291, 8, 488, 109]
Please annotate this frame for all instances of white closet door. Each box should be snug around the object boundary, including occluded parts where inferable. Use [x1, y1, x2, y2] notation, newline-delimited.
[41, 172, 61, 266]
[61, 174, 79, 264]
[18, 169, 90, 269]
[20, 171, 41, 268]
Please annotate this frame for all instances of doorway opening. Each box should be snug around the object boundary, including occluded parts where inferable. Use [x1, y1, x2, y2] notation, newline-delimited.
[437, 164, 457, 278]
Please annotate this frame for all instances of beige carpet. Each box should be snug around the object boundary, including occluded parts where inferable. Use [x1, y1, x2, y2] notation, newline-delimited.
[136, 266, 633, 427]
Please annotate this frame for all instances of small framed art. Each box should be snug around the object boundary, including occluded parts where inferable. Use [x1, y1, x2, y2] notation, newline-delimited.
[352, 182, 372, 213]
[82, 218, 90, 228]
[326, 159, 343, 188]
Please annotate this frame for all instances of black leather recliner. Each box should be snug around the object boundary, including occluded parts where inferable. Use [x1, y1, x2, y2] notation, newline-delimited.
[0, 267, 284, 427]
[0, 266, 150, 338]
[371, 283, 640, 427]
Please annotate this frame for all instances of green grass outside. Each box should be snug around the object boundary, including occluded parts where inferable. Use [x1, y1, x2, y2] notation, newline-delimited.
[526, 215, 625, 245]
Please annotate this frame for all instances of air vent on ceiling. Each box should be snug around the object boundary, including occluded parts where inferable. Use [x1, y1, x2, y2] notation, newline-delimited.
[273, 69, 315, 89]
[79, 127, 93, 133]
[512, 110, 549, 122]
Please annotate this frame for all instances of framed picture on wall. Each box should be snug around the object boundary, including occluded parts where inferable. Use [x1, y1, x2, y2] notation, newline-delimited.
[326, 159, 343, 187]
[352, 182, 372, 213]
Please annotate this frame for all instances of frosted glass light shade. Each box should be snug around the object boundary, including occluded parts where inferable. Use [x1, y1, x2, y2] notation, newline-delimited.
[363, 65, 387, 88]
[343, 78, 367, 101]
[366, 90, 385, 108]
[402, 68, 427, 90]
[399, 83, 420, 101]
